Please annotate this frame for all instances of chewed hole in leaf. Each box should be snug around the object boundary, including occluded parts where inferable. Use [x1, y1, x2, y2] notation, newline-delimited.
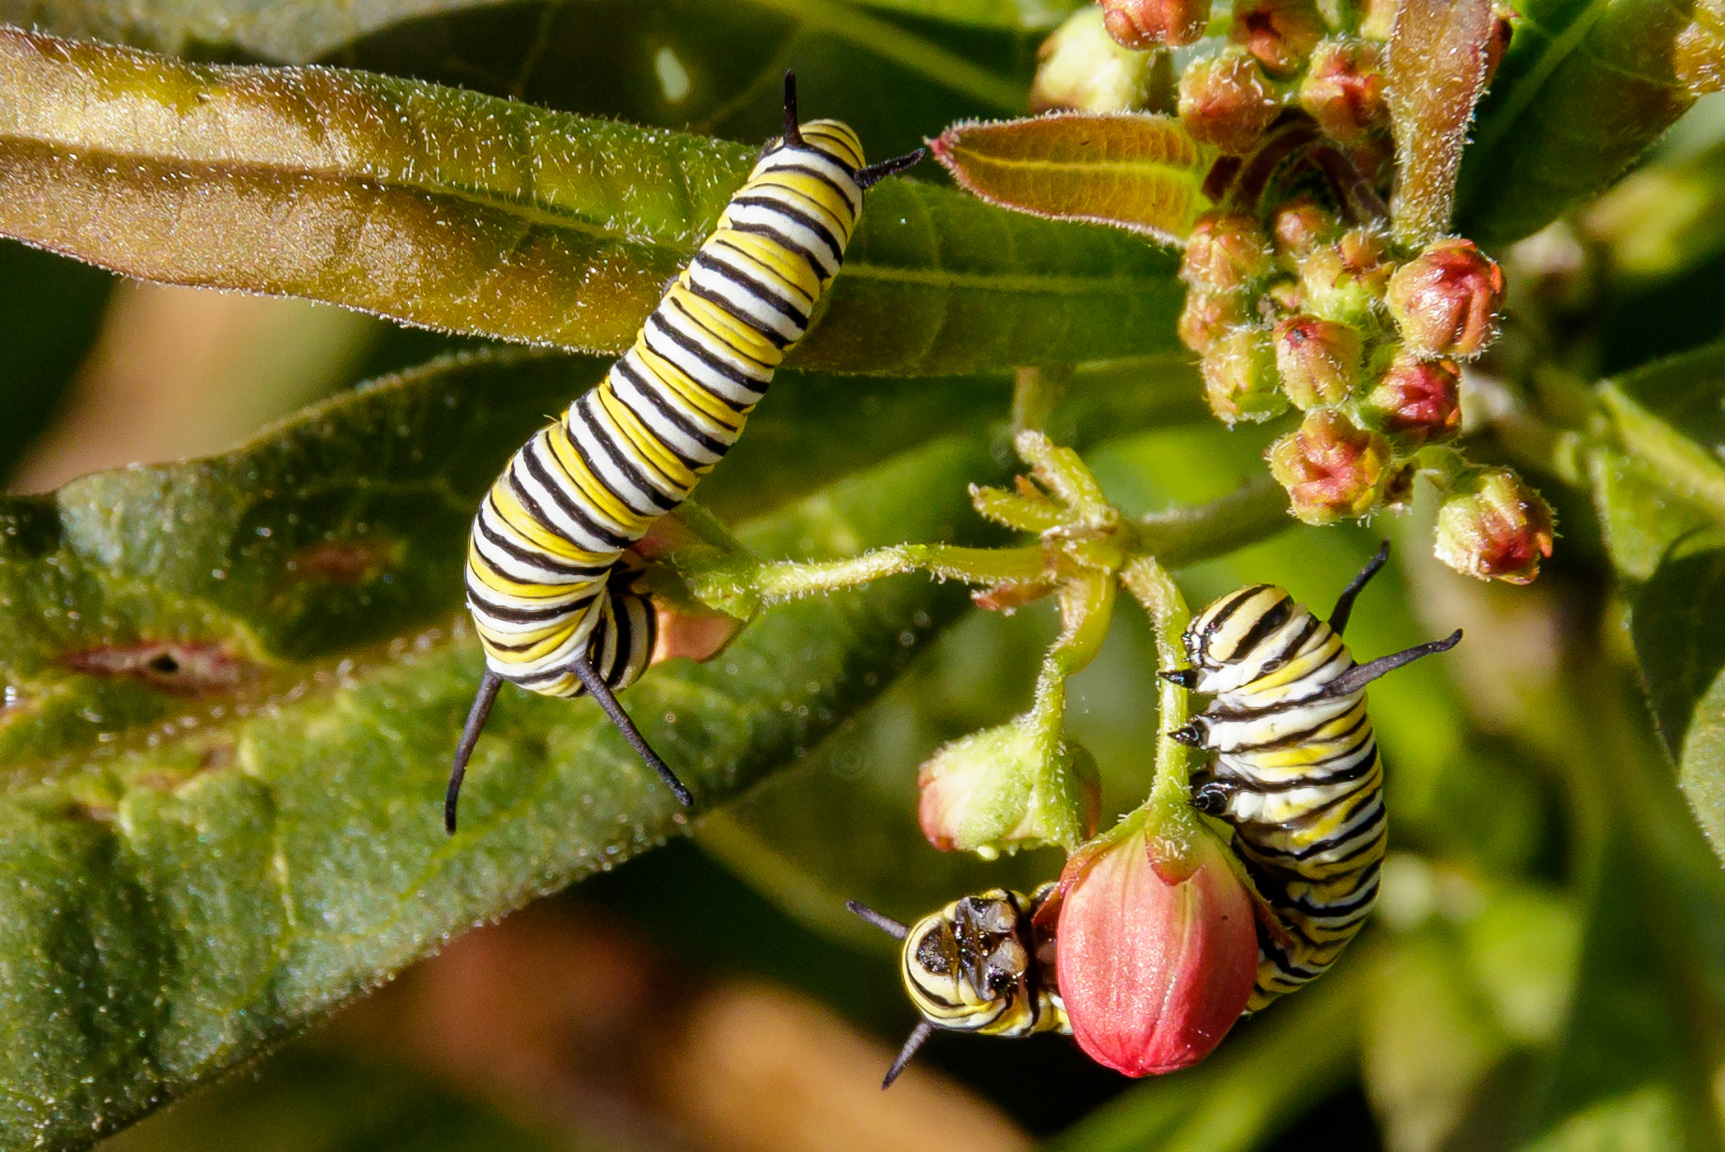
[61, 642, 254, 695]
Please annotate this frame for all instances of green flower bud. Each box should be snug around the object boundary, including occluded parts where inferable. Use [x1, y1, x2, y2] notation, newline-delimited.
[1272, 314, 1363, 408]
[1300, 228, 1391, 327]
[1271, 196, 1341, 260]
[918, 721, 1099, 859]
[1202, 328, 1289, 426]
[1178, 289, 1251, 354]
[1181, 212, 1274, 291]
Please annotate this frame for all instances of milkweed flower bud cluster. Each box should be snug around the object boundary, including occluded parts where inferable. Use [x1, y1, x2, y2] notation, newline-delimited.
[1036, 0, 1552, 582]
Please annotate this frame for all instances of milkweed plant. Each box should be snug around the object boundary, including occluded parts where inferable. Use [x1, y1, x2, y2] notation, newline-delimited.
[2, 1, 1725, 1150]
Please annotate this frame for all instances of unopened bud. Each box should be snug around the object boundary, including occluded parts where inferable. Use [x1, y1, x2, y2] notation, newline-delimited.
[1299, 38, 1389, 143]
[1300, 229, 1392, 326]
[1271, 196, 1340, 259]
[1267, 408, 1391, 523]
[1181, 212, 1274, 290]
[1434, 468, 1555, 584]
[1100, 0, 1213, 48]
[1360, 351, 1461, 446]
[1231, 0, 1325, 76]
[918, 720, 1099, 858]
[1054, 816, 1257, 1076]
[1178, 50, 1282, 154]
[1178, 289, 1250, 353]
[1033, 7, 1160, 112]
[1273, 315, 1363, 408]
[1386, 238, 1505, 358]
[1202, 328, 1288, 426]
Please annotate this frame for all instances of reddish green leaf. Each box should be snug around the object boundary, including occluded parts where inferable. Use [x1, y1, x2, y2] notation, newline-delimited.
[931, 113, 1215, 243]
[1385, 0, 1495, 246]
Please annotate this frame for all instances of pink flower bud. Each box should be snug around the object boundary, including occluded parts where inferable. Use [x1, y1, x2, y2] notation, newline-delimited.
[1267, 408, 1391, 524]
[1230, 0, 1325, 76]
[1386, 238, 1505, 358]
[1099, 0, 1214, 48]
[1181, 212, 1274, 292]
[918, 723, 1099, 858]
[1177, 289, 1250, 354]
[1360, 351, 1461, 446]
[1271, 196, 1340, 259]
[1054, 818, 1258, 1076]
[1272, 314, 1363, 408]
[1178, 51, 1282, 155]
[1299, 38, 1389, 143]
[1434, 468, 1555, 585]
[1201, 328, 1289, 426]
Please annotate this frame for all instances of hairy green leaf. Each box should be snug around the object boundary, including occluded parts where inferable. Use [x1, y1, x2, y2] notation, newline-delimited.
[0, 407, 997, 1148]
[931, 113, 1214, 243]
[1385, 0, 1494, 246]
[1633, 547, 1725, 829]
[1456, 0, 1707, 249]
[0, 30, 1182, 376]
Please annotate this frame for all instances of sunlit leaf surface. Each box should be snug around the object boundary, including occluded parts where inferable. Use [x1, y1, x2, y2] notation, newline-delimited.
[0, 29, 1182, 375]
[931, 113, 1213, 243]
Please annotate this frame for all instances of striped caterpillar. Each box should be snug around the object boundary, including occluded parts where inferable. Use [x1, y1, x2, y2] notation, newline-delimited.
[445, 75, 925, 831]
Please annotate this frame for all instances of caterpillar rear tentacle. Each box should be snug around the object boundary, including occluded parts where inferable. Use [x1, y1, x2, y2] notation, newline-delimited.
[445, 73, 926, 832]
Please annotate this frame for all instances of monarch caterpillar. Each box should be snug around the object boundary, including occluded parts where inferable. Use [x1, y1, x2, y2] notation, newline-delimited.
[444, 75, 926, 832]
[848, 887, 1068, 1088]
[1164, 542, 1461, 1008]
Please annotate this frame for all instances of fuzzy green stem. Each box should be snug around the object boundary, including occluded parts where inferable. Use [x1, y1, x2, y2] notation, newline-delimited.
[1128, 477, 1291, 566]
[1012, 365, 1075, 436]
[1120, 556, 1196, 810]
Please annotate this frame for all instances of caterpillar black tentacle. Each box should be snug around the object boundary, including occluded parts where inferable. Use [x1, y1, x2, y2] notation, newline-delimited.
[1170, 542, 1461, 1009]
[446, 72, 925, 832]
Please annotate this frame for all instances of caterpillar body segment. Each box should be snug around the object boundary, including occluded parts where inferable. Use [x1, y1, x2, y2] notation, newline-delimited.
[446, 74, 925, 831]
[1170, 543, 1461, 1009]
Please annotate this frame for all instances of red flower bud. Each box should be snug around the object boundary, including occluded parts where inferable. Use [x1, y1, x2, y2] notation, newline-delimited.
[1267, 408, 1391, 524]
[1181, 212, 1274, 292]
[1201, 328, 1289, 426]
[1100, 0, 1214, 48]
[1230, 0, 1325, 76]
[1054, 818, 1257, 1076]
[1272, 314, 1363, 408]
[1178, 289, 1251, 354]
[1360, 351, 1461, 446]
[1270, 196, 1340, 260]
[1178, 51, 1282, 155]
[1386, 238, 1505, 358]
[1299, 38, 1389, 144]
[1434, 468, 1555, 584]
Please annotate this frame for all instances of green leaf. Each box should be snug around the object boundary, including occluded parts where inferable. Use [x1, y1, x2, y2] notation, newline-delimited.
[931, 113, 1215, 243]
[1384, 0, 1495, 246]
[0, 338, 1017, 1144]
[1632, 547, 1725, 836]
[1456, 0, 1703, 249]
[0, 29, 1183, 376]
